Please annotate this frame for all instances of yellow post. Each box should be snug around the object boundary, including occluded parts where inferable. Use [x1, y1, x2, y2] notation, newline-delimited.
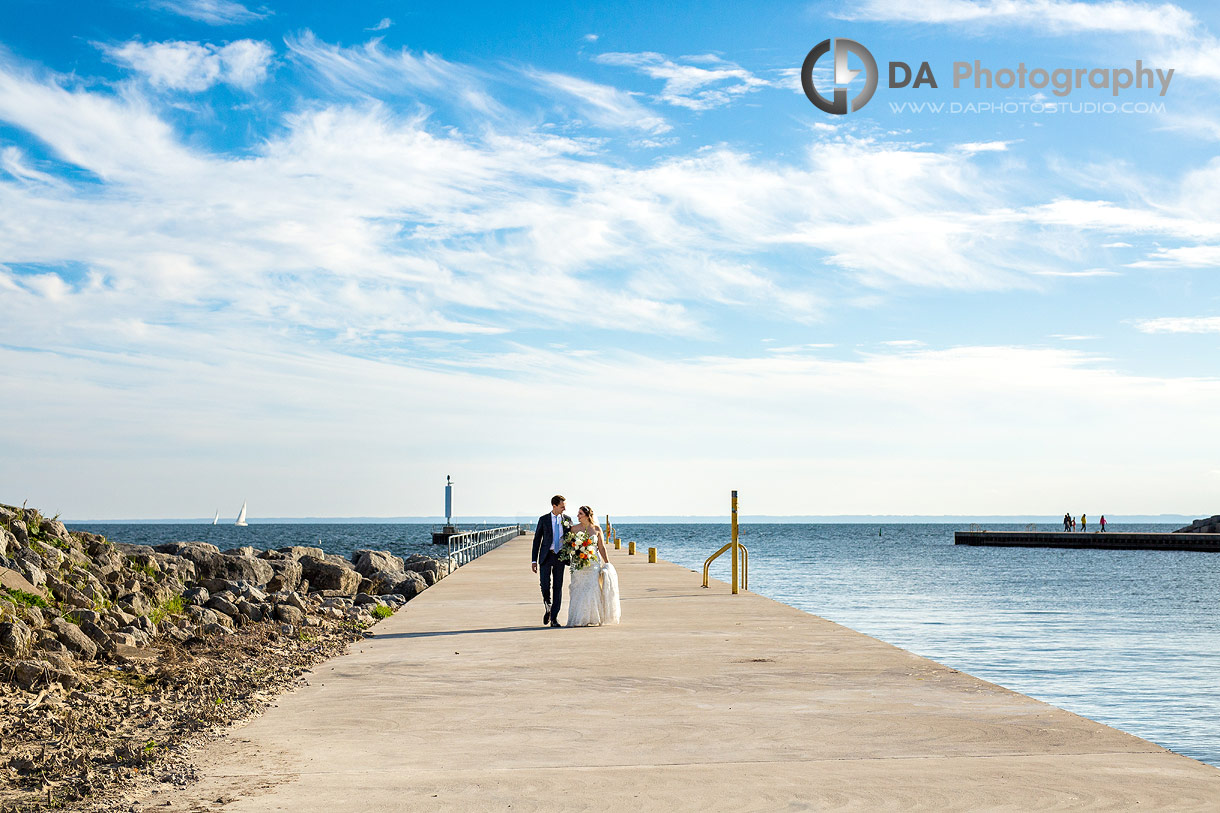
[731, 490, 739, 595]
[614, 538, 621, 550]
[628, 541, 636, 555]
[648, 547, 657, 563]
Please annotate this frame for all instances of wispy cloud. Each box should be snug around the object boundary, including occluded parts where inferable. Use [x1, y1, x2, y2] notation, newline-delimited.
[149, 0, 266, 26]
[366, 17, 393, 32]
[1127, 245, 1220, 267]
[284, 30, 502, 114]
[531, 70, 670, 134]
[102, 39, 274, 91]
[956, 140, 1018, 153]
[594, 51, 777, 110]
[1135, 316, 1220, 333]
[843, 0, 1220, 84]
[839, 0, 1199, 38]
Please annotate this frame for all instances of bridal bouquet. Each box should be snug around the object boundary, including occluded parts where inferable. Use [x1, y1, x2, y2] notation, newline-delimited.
[559, 530, 599, 570]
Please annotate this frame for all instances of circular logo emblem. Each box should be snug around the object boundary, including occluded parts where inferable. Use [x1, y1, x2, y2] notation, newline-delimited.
[802, 38, 878, 115]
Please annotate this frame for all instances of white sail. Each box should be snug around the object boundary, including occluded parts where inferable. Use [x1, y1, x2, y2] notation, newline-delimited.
[212, 510, 219, 525]
[235, 501, 248, 526]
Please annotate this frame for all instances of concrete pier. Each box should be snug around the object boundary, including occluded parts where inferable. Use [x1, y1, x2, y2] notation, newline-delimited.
[956, 530, 1220, 552]
[150, 534, 1220, 811]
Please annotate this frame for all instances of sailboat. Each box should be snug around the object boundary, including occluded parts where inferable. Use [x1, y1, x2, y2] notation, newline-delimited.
[211, 510, 219, 526]
[235, 501, 248, 527]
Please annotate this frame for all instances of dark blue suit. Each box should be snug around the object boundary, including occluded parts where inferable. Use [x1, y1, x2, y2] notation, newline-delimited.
[533, 512, 569, 623]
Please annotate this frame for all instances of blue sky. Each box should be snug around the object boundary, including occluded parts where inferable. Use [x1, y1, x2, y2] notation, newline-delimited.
[1, 0, 1218, 519]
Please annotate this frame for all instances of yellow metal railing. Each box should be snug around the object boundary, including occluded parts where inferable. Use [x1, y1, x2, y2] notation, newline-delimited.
[702, 490, 748, 592]
[702, 540, 748, 591]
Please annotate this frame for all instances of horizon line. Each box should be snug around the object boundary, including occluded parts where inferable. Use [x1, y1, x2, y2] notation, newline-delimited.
[62, 513, 1202, 524]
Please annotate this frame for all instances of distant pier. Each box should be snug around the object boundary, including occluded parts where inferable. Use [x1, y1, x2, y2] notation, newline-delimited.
[955, 530, 1220, 552]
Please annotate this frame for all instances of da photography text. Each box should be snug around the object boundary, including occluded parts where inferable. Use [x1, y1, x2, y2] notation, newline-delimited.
[803, 38, 1176, 116]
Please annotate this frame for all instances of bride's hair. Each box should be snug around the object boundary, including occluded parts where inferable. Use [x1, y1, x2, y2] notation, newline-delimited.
[579, 505, 595, 524]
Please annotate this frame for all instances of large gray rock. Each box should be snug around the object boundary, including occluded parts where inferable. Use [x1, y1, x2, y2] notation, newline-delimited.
[206, 595, 241, 618]
[272, 546, 326, 561]
[78, 619, 115, 653]
[47, 576, 92, 609]
[0, 620, 33, 659]
[19, 561, 47, 590]
[0, 526, 14, 558]
[392, 571, 428, 600]
[183, 586, 210, 606]
[155, 542, 273, 585]
[266, 559, 304, 593]
[51, 617, 98, 660]
[274, 604, 305, 626]
[352, 550, 404, 577]
[404, 554, 450, 586]
[1175, 514, 1220, 534]
[9, 519, 28, 546]
[299, 556, 360, 595]
[367, 570, 403, 595]
[42, 519, 70, 542]
[117, 592, 150, 616]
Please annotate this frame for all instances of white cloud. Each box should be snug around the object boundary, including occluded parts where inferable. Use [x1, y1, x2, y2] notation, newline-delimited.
[844, 1, 1220, 83]
[594, 51, 777, 110]
[531, 70, 670, 134]
[0, 146, 63, 187]
[284, 30, 501, 115]
[1135, 316, 1220, 333]
[1128, 245, 1220, 268]
[150, 0, 266, 25]
[583, 34, 599, 43]
[841, 0, 1199, 38]
[367, 18, 393, 32]
[1032, 268, 1120, 277]
[957, 140, 1017, 153]
[104, 39, 273, 91]
[5, 338, 1219, 516]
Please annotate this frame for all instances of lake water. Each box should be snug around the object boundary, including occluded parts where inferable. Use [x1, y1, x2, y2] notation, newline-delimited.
[69, 520, 1220, 768]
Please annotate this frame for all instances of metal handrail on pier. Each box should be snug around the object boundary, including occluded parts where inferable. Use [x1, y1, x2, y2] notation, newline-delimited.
[702, 490, 748, 593]
[447, 525, 525, 569]
[702, 540, 748, 590]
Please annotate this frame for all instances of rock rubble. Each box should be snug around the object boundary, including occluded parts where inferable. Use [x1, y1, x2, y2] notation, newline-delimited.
[0, 502, 452, 811]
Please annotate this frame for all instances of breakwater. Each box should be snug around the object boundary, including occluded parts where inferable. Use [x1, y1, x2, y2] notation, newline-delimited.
[955, 530, 1220, 552]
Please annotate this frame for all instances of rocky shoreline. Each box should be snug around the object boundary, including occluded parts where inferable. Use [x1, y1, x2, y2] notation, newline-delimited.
[0, 503, 451, 812]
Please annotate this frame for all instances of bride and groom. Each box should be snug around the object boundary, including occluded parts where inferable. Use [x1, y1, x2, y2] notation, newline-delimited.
[530, 495, 621, 628]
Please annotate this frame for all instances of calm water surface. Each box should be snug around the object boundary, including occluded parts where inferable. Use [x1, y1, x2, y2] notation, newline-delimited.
[70, 520, 1220, 768]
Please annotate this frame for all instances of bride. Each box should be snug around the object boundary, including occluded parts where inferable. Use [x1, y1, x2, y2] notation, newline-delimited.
[565, 505, 621, 627]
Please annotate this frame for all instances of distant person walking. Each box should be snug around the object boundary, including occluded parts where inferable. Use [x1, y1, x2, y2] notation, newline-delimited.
[1070, 516, 1076, 531]
[1100, 515, 1107, 532]
[1063, 512, 1071, 531]
[1081, 514, 1087, 532]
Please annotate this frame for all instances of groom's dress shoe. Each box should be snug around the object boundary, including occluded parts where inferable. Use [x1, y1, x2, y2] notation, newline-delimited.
[543, 608, 551, 625]
[549, 620, 561, 628]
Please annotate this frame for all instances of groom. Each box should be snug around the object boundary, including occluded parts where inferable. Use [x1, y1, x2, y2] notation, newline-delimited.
[531, 494, 571, 628]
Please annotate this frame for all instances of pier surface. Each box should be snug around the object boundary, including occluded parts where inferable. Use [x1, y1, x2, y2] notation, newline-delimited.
[153, 535, 1220, 811]
[956, 530, 1220, 552]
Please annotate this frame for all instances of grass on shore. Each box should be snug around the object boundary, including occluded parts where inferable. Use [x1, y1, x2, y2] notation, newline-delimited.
[1, 586, 50, 610]
[149, 595, 185, 625]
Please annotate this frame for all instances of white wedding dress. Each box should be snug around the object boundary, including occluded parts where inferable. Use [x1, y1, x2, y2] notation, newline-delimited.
[566, 551, 621, 627]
